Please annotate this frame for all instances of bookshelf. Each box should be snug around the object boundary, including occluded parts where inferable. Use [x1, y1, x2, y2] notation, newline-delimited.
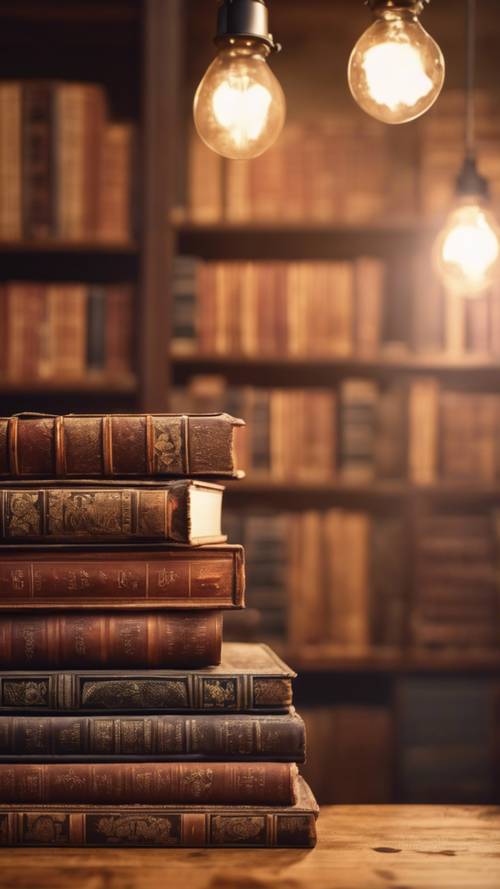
[172, 0, 500, 805]
[0, 0, 174, 413]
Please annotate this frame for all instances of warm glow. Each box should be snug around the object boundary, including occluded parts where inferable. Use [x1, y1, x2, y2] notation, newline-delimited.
[194, 44, 286, 160]
[348, 14, 445, 124]
[361, 41, 434, 110]
[434, 201, 500, 296]
[212, 80, 272, 147]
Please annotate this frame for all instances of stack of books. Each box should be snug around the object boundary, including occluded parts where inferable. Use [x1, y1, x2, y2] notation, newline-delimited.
[0, 412, 318, 848]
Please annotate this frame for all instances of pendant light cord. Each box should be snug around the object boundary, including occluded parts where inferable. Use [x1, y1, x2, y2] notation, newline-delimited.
[465, 0, 476, 159]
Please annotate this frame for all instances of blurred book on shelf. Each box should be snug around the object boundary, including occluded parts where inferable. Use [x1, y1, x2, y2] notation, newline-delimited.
[0, 81, 135, 243]
[0, 283, 133, 382]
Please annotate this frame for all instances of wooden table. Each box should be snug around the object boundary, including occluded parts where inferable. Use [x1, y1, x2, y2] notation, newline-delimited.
[0, 806, 498, 889]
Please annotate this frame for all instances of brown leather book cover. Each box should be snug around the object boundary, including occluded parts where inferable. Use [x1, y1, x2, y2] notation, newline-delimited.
[0, 481, 226, 545]
[0, 710, 305, 762]
[0, 643, 294, 712]
[0, 413, 245, 479]
[22, 82, 54, 239]
[0, 775, 318, 847]
[0, 611, 222, 669]
[0, 762, 296, 806]
[0, 544, 244, 608]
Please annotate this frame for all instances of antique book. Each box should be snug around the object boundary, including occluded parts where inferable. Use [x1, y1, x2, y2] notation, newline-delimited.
[0, 709, 306, 762]
[0, 611, 222, 669]
[0, 643, 294, 712]
[22, 82, 54, 239]
[0, 481, 226, 545]
[0, 775, 318, 847]
[0, 413, 245, 479]
[0, 762, 296, 806]
[98, 123, 134, 242]
[0, 544, 244, 608]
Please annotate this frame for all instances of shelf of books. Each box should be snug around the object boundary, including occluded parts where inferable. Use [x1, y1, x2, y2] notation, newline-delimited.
[168, 3, 500, 806]
[0, 0, 174, 411]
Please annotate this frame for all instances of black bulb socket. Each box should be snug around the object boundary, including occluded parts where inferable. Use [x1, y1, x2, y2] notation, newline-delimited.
[366, 0, 429, 14]
[215, 0, 280, 51]
[456, 155, 490, 200]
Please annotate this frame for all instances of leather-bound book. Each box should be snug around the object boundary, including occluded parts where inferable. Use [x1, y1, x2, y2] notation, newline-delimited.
[0, 775, 318, 847]
[0, 643, 294, 712]
[0, 611, 222, 669]
[0, 544, 244, 608]
[0, 413, 245, 479]
[0, 762, 297, 806]
[0, 709, 305, 762]
[22, 82, 54, 239]
[0, 481, 226, 545]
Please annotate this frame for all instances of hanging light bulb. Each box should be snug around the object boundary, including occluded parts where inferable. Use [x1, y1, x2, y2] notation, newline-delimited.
[434, 0, 500, 297]
[348, 0, 445, 124]
[194, 0, 286, 160]
[434, 160, 500, 297]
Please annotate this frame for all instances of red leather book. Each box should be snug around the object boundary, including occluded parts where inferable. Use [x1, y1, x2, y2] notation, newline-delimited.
[0, 545, 244, 609]
[0, 611, 222, 669]
[0, 776, 318, 847]
[0, 762, 296, 806]
[0, 413, 245, 479]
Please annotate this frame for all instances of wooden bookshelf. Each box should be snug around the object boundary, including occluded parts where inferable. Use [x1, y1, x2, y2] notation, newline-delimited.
[0, 240, 139, 254]
[0, 0, 174, 410]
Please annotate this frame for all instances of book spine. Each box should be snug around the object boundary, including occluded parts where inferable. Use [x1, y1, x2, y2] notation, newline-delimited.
[0, 414, 242, 478]
[0, 84, 22, 239]
[0, 547, 242, 608]
[22, 83, 54, 239]
[0, 611, 222, 669]
[0, 671, 293, 713]
[0, 484, 208, 544]
[86, 286, 106, 372]
[0, 713, 305, 761]
[0, 804, 316, 847]
[0, 762, 295, 806]
[98, 124, 133, 241]
[105, 286, 133, 375]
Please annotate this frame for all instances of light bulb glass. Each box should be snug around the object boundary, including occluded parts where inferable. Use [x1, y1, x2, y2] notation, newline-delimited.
[194, 41, 286, 160]
[434, 198, 500, 297]
[348, 11, 445, 124]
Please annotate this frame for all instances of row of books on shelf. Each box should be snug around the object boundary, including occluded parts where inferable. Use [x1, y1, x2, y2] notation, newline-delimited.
[173, 256, 500, 360]
[0, 283, 133, 381]
[303, 677, 499, 804]
[174, 376, 500, 484]
[173, 256, 385, 357]
[0, 81, 134, 242]
[184, 91, 500, 224]
[224, 506, 500, 652]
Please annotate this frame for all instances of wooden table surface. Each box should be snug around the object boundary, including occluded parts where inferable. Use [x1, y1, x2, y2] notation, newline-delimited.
[0, 806, 498, 889]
